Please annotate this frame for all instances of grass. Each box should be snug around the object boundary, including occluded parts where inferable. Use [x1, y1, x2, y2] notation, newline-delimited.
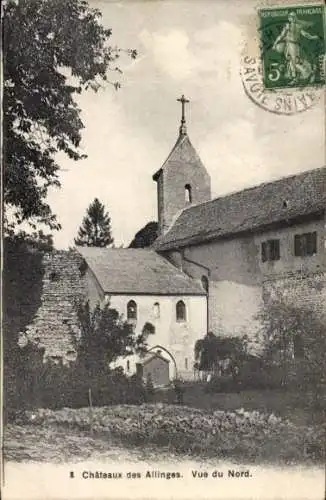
[4, 423, 184, 464]
[152, 384, 322, 427]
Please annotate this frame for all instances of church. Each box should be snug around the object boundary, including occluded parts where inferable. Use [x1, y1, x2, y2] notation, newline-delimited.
[20, 97, 326, 384]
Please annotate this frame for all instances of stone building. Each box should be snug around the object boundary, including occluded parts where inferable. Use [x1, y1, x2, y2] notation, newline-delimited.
[151, 100, 325, 351]
[78, 247, 207, 380]
[16, 99, 326, 380]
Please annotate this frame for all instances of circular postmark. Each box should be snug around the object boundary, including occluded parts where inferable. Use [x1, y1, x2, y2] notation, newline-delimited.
[240, 7, 325, 115]
[240, 53, 322, 115]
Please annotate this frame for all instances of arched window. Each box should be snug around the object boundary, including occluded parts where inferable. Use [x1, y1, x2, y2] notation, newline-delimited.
[201, 275, 209, 293]
[153, 302, 160, 318]
[185, 184, 192, 203]
[176, 300, 186, 322]
[127, 300, 137, 321]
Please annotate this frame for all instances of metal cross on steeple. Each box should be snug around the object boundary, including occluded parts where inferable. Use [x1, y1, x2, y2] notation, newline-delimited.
[177, 94, 189, 135]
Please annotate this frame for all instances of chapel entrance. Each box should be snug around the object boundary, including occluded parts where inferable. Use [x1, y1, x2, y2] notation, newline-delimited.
[136, 350, 170, 387]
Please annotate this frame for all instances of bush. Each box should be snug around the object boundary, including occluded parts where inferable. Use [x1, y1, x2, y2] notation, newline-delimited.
[205, 363, 284, 393]
[205, 375, 236, 393]
[4, 352, 148, 417]
[238, 362, 284, 390]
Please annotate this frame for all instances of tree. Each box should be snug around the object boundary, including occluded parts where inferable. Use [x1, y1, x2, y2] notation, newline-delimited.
[194, 332, 248, 372]
[129, 221, 158, 248]
[74, 300, 149, 376]
[3, 0, 136, 232]
[74, 198, 114, 247]
[194, 332, 220, 372]
[5, 229, 54, 253]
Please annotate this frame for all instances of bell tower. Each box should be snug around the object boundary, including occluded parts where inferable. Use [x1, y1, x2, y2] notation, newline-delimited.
[153, 96, 211, 235]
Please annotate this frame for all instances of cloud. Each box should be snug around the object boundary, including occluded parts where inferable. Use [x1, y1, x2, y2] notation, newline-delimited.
[139, 29, 198, 80]
[194, 22, 243, 75]
[199, 102, 325, 200]
[199, 114, 270, 197]
[139, 21, 243, 87]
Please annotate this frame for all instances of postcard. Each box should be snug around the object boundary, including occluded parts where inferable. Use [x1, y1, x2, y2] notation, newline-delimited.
[2, 0, 325, 499]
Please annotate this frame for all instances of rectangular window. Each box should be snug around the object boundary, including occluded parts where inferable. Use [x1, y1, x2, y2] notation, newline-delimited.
[294, 232, 317, 257]
[261, 239, 280, 262]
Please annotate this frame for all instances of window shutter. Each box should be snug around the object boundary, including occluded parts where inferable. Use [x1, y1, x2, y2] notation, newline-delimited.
[274, 240, 280, 260]
[261, 242, 267, 262]
[294, 235, 301, 256]
[307, 232, 317, 255]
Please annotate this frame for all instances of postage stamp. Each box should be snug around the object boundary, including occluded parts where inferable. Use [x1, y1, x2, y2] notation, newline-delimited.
[259, 5, 325, 90]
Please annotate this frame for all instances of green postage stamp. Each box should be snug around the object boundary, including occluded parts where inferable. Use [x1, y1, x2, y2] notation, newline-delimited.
[259, 5, 325, 89]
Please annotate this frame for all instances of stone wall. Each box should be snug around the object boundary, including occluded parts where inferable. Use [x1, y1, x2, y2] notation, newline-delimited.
[263, 270, 326, 321]
[21, 250, 88, 364]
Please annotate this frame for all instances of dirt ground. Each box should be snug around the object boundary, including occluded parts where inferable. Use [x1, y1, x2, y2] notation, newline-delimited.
[4, 423, 187, 464]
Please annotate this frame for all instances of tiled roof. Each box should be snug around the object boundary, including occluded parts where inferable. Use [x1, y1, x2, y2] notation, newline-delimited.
[154, 167, 326, 251]
[77, 248, 205, 295]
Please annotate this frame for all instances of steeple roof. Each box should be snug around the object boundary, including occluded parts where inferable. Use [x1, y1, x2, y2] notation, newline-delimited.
[153, 94, 206, 181]
[153, 128, 206, 181]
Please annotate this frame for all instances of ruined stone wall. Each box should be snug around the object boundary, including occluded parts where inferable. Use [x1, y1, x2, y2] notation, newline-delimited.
[21, 250, 88, 364]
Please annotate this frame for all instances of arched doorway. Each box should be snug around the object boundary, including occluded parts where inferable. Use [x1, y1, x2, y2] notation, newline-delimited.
[147, 345, 178, 380]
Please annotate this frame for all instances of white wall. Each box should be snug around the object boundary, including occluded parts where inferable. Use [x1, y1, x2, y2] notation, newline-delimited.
[165, 216, 325, 352]
[108, 294, 207, 379]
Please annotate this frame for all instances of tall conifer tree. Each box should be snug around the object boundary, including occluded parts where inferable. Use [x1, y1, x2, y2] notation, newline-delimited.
[75, 198, 114, 247]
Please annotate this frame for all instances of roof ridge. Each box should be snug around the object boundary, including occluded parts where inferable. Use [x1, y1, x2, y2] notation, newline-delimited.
[77, 247, 155, 252]
[179, 165, 326, 215]
[155, 251, 200, 280]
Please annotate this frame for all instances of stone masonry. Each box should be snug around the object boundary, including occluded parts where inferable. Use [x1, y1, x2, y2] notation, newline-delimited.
[21, 250, 88, 364]
[263, 270, 326, 321]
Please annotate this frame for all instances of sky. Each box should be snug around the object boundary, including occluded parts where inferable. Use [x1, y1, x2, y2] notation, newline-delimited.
[48, 0, 325, 249]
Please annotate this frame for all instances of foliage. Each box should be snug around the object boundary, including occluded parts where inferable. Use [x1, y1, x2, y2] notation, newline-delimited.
[20, 404, 325, 464]
[5, 230, 54, 252]
[194, 332, 248, 372]
[257, 299, 326, 392]
[74, 300, 149, 375]
[129, 221, 158, 248]
[194, 332, 219, 372]
[3, 239, 45, 368]
[5, 348, 147, 413]
[74, 198, 114, 247]
[3, 0, 136, 231]
[205, 365, 283, 393]
[142, 322, 155, 336]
